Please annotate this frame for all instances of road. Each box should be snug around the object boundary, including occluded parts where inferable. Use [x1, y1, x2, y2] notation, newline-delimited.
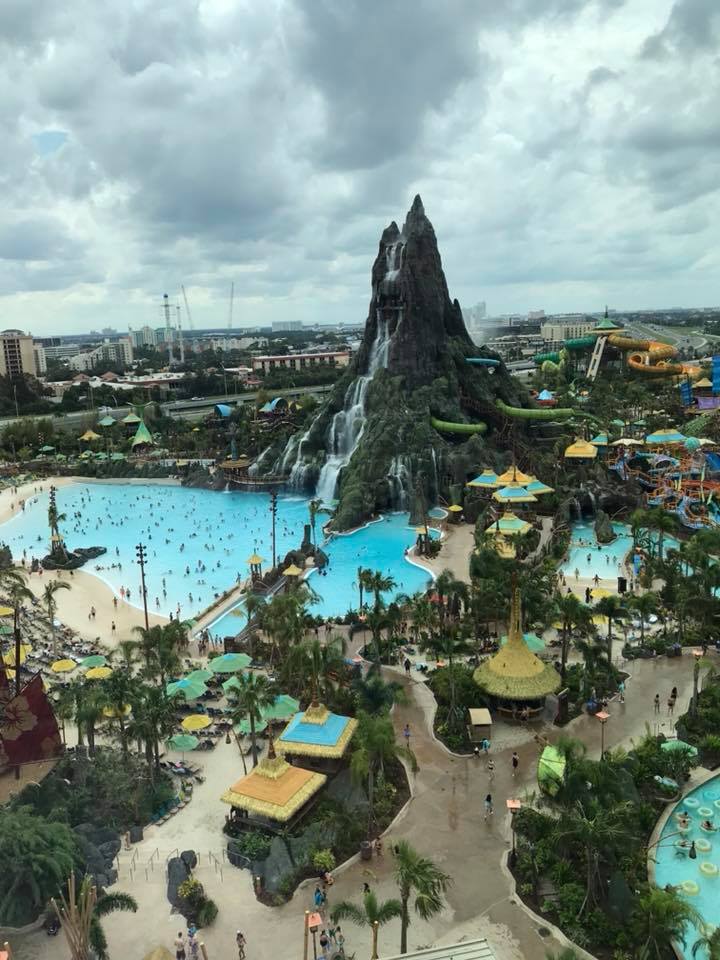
[0, 383, 334, 429]
[627, 321, 708, 353]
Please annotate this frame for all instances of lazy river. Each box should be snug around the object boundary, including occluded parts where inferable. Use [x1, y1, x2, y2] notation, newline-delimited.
[655, 775, 720, 959]
[0, 482, 434, 623]
[561, 520, 681, 582]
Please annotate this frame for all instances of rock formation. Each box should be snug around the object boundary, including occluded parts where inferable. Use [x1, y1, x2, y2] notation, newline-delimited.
[274, 196, 526, 529]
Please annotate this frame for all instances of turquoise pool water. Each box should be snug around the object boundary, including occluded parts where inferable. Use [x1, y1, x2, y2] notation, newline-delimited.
[208, 513, 437, 637]
[0, 483, 433, 624]
[655, 775, 720, 958]
[561, 520, 680, 581]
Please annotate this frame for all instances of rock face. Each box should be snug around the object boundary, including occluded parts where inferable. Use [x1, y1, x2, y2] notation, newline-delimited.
[594, 509, 616, 544]
[275, 196, 525, 529]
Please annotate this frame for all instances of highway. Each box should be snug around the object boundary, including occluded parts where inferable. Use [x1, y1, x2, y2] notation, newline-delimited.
[0, 383, 334, 429]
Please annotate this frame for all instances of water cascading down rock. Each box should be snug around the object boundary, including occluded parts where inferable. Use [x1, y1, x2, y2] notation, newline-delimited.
[275, 196, 525, 530]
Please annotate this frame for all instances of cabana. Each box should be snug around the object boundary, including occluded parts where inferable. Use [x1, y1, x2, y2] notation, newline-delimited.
[277, 701, 357, 771]
[473, 584, 560, 717]
[131, 421, 155, 449]
[492, 485, 537, 505]
[259, 397, 288, 417]
[645, 428, 687, 445]
[496, 465, 533, 486]
[563, 438, 598, 460]
[536, 389, 557, 407]
[525, 478, 554, 496]
[214, 403, 232, 418]
[590, 434, 608, 447]
[220, 740, 326, 826]
[467, 469, 499, 490]
[484, 511, 532, 537]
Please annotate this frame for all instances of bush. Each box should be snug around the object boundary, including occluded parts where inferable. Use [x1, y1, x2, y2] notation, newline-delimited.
[232, 830, 272, 861]
[311, 849, 336, 873]
[196, 898, 219, 928]
[178, 877, 205, 910]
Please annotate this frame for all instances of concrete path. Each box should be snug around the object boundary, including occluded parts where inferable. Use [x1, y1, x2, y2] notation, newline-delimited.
[14, 644, 702, 960]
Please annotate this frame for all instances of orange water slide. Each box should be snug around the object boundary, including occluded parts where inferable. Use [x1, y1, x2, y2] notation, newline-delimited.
[607, 333, 684, 376]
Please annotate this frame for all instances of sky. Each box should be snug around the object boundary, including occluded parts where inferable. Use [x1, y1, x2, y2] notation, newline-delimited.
[1, 0, 719, 335]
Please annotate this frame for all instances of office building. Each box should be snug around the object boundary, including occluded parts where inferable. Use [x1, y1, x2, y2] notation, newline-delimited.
[33, 343, 47, 376]
[540, 315, 596, 343]
[0, 330, 36, 379]
[271, 320, 303, 332]
[129, 326, 158, 348]
[251, 351, 350, 375]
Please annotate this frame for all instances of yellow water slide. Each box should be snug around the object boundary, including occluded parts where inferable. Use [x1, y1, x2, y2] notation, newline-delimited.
[607, 333, 684, 376]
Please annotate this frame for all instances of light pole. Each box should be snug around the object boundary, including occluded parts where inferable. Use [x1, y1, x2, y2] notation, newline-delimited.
[507, 797, 522, 867]
[692, 648, 703, 715]
[596, 709, 609, 759]
[270, 491, 277, 571]
[135, 543, 149, 630]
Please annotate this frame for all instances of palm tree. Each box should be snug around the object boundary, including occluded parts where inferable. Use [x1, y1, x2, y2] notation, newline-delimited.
[331, 890, 402, 960]
[631, 886, 702, 960]
[90, 886, 138, 960]
[228, 672, 276, 767]
[43, 580, 71, 656]
[646, 506, 679, 561]
[393, 840, 451, 954]
[628, 592, 658, 648]
[0, 569, 35, 696]
[129, 684, 177, 775]
[629, 508, 649, 551]
[350, 713, 417, 835]
[352, 674, 406, 716]
[54, 875, 138, 960]
[76, 683, 107, 757]
[692, 924, 720, 960]
[554, 592, 592, 683]
[308, 498, 322, 546]
[594, 595, 627, 670]
[101, 668, 139, 757]
[281, 635, 346, 701]
[420, 625, 469, 732]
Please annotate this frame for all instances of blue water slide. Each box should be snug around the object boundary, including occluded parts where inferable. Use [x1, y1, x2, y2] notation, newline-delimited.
[465, 358, 500, 367]
[706, 452, 720, 474]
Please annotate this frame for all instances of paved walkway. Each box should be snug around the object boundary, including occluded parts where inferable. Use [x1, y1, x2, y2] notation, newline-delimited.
[15, 645, 701, 960]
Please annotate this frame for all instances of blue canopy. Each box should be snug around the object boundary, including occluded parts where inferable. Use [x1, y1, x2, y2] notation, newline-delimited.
[538, 389, 554, 401]
[214, 403, 232, 417]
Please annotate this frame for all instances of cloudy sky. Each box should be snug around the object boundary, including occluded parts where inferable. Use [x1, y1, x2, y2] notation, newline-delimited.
[1, 0, 718, 335]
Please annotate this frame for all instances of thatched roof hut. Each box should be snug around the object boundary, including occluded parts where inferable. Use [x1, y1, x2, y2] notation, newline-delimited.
[473, 586, 560, 702]
[277, 701, 357, 760]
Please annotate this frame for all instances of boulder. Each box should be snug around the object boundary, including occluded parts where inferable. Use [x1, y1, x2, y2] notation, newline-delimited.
[129, 825, 144, 843]
[594, 510, 616, 544]
[98, 839, 121, 861]
[181, 850, 197, 871]
[167, 857, 190, 910]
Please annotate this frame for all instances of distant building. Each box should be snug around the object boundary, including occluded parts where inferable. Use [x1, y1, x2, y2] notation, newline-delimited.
[272, 321, 303, 332]
[68, 337, 134, 372]
[129, 325, 158, 348]
[540, 314, 596, 343]
[0, 329, 36, 379]
[33, 343, 47, 376]
[251, 351, 350, 375]
[42, 343, 84, 362]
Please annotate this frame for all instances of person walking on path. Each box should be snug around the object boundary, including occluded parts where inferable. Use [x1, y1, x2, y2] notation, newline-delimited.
[668, 695, 675, 715]
[484, 793, 494, 820]
[654, 693, 660, 714]
[403, 723, 411, 746]
[617, 680, 625, 703]
[487, 758, 495, 780]
[236, 931, 246, 960]
[404, 657, 411, 677]
[511, 751, 519, 778]
[174, 932, 186, 960]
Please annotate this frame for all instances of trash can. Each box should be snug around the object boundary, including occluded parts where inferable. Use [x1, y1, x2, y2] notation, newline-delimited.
[360, 840, 373, 861]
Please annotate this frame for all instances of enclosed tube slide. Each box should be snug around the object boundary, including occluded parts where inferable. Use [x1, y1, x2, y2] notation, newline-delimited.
[431, 416, 487, 435]
[606, 334, 683, 376]
[494, 399, 591, 421]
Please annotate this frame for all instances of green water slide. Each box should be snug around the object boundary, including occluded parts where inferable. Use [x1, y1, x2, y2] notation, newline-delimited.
[430, 416, 487, 435]
[534, 335, 597, 365]
[495, 399, 593, 421]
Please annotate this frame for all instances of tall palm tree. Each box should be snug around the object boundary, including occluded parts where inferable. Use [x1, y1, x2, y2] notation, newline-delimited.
[100, 668, 139, 757]
[43, 579, 71, 657]
[393, 840, 451, 954]
[352, 673, 406, 716]
[554, 592, 592, 683]
[692, 924, 720, 960]
[629, 508, 649, 551]
[0, 569, 35, 696]
[130, 684, 177, 776]
[646, 506, 679, 561]
[282, 634, 346, 700]
[350, 713, 416, 834]
[89, 886, 138, 960]
[594, 595, 627, 671]
[331, 890, 402, 960]
[628, 592, 658, 648]
[420, 625, 469, 732]
[228, 672, 276, 767]
[631, 886, 702, 960]
[308, 498, 322, 546]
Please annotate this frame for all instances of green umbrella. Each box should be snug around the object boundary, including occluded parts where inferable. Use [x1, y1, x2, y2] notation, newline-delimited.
[167, 734, 200, 752]
[185, 669, 213, 683]
[222, 674, 250, 696]
[261, 694, 300, 721]
[209, 652, 252, 674]
[39, 445, 55, 453]
[233, 717, 268, 736]
[166, 678, 207, 701]
[0, 625, 13, 636]
[661, 739, 699, 757]
[81, 654, 107, 669]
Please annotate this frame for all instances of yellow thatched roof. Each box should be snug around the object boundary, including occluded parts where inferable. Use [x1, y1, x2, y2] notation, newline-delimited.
[473, 587, 560, 701]
[277, 703, 358, 759]
[220, 748, 326, 822]
[564, 438, 598, 459]
[694, 378, 712, 388]
[247, 553, 264, 565]
[283, 564, 303, 577]
[496, 465, 534, 485]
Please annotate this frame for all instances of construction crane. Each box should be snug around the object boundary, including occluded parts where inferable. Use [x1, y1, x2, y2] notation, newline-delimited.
[176, 305, 185, 364]
[181, 284, 194, 330]
[163, 293, 174, 365]
[228, 281, 234, 330]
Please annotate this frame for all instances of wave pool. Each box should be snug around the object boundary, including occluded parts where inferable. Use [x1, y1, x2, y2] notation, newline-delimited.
[0, 482, 434, 624]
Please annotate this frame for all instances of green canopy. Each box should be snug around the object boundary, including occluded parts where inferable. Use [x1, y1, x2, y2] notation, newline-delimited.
[98, 416, 116, 428]
[79, 450, 93, 459]
[94, 451, 108, 460]
[209, 652, 252, 674]
[167, 734, 200, 752]
[39, 445, 55, 452]
[131, 421, 155, 447]
[80, 654, 107, 669]
[110, 452, 127, 461]
[261, 694, 300, 721]
[0, 625, 13, 636]
[538, 745, 566, 796]
[222, 674, 251, 696]
[166, 677, 207, 701]
[233, 717, 268, 736]
[500, 631, 545, 654]
[661, 739, 699, 757]
[185, 669, 213, 683]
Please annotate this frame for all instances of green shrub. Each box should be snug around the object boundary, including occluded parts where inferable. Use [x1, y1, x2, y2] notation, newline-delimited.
[233, 830, 272, 861]
[196, 898, 218, 928]
[178, 877, 205, 910]
[311, 849, 336, 873]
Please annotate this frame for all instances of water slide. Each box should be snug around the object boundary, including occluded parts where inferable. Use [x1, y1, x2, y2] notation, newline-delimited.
[534, 337, 597, 365]
[431, 416, 487, 435]
[606, 333, 683, 376]
[494, 399, 594, 421]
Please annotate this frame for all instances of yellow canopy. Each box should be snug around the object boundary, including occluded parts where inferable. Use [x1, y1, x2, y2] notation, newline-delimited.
[79, 429, 101, 442]
[564, 438, 598, 459]
[496, 465, 534, 485]
[247, 553, 264, 565]
[182, 714, 212, 732]
[86, 666, 112, 680]
[2, 643, 31, 666]
[51, 658, 77, 673]
[283, 564, 303, 577]
[447, 504, 464, 512]
[221, 748, 326, 822]
[694, 378, 712, 388]
[103, 704, 131, 718]
[0, 606, 13, 617]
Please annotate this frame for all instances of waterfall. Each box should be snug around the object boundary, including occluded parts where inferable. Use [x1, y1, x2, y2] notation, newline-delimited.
[387, 455, 411, 509]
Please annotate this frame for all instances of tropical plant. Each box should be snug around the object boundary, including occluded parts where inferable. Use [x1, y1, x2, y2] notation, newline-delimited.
[392, 839, 451, 954]
[43, 579, 71, 656]
[645, 506, 679, 562]
[129, 683, 177, 774]
[594, 595, 627, 671]
[627, 592, 659, 648]
[281, 635, 346, 700]
[631, 886, 702, 960]
[350, 713, 416, 834]
[228, 672, 276, 767]
[90, 885, 138, 960]
[554, 592, 592, 683]
[352, 673, 405, 716]
[692, 924, 720, 960]
[331, 889, 402, 959]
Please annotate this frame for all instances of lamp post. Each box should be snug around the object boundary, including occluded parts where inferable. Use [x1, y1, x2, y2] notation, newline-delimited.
[507, 797, 522, 867]
[135, 543, 149, 630]
[692, 648, 703, 715]
[596, 709, 610, 759]
[269, 491, 277, 571]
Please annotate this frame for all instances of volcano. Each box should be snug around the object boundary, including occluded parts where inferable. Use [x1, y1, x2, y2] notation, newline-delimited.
[271, 196, 525, 529]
